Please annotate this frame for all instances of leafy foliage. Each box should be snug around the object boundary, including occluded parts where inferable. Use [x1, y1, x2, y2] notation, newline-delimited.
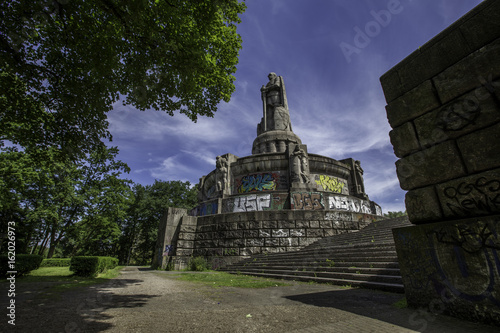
[187, 256, 210, 271]
[118, 180, 198, 265]
[70, 256, 118, 277]
[384, 211, 407, 218]
[40, 258, 71, 267]
[0, 0, 246, 157]
[0, 254, 43, 277]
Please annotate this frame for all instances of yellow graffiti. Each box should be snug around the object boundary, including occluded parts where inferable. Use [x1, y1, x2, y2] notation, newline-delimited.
[315, 175, 345, 193]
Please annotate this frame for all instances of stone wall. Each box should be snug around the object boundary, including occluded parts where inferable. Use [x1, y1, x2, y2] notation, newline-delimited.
[166, 210, 378, 270]
[380, 0, 500, 325]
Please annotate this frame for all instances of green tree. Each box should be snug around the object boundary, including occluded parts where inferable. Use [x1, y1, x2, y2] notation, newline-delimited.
[1, 0, 246, 157]
[384, 211, 407, 218]
[0, 145, 131, 257]
[118, 180, 197, 265]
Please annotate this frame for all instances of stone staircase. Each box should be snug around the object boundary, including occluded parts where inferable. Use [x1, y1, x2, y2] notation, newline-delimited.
[220, 216, 412, 293]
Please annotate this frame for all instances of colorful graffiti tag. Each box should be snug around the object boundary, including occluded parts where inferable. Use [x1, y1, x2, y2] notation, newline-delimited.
[226, 194, 272, 212]
[236, 173, 281, 193]
[314, 175, 347, 193]
[291, 192, 324, 210]
[328, 195, 372, 213]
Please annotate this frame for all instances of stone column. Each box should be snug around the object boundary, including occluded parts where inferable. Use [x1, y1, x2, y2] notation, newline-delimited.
[380, 0, 500, 325]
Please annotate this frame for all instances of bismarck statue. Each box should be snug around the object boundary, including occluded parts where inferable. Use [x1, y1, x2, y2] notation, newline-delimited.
[253, 73, 302, 154]
[258, 72, 292, 134]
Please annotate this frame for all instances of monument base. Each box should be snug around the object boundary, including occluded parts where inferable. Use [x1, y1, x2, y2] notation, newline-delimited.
[392, 215, 500, 325]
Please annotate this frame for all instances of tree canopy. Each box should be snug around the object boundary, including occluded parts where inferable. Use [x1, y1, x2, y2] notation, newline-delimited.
[1, 0, 246, 156]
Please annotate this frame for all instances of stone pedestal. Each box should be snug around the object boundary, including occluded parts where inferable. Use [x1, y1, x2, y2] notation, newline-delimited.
[380, 0, 500, 325]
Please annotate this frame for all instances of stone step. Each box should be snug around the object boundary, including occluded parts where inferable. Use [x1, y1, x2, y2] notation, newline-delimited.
[221, 264, 401, 276]
[249, 247, 398, 258]
[224, 271, 405, 293]
[241, 255, 399, 263]
[231, 260, 400, 269]
[224, 268, 402, 284]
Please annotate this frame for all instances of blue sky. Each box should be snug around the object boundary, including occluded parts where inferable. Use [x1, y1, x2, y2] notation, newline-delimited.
[107, 0, 483, 213]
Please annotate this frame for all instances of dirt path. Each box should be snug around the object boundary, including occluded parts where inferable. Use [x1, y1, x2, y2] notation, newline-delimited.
[1, 266, 497, 332]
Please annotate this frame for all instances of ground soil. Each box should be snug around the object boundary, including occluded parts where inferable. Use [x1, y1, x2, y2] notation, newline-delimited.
[1, 266, 498, 333]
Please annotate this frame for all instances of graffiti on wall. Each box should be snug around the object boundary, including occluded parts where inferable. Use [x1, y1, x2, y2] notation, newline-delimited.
[328, 195, 372, 214]
[441, 177, 500, 217]
[314, 175, 347, 194]
[429, 219, 500, 306]
[226, 194, 271, 212]
[191, 200, 218, 216]
[235, 172, 287, 193]
[163, 245, 174, 256]
[291, 192, 324, 210]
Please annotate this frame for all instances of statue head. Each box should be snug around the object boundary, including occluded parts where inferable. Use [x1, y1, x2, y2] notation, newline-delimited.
[268, 72, 277, 81]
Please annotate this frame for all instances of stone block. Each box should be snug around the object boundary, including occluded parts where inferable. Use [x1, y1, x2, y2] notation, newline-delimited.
[298, 237, 320, 247]
[277, 220, 295, 228]
[307, 229, 324, 237]
[459, 1, 500, 51]
[233, 238, 245, 247]
[226, 230, 243, 239]
[436, 168, 500, 219]
[396, 140, 467, 190]
[392, 215, 500, 325]
[262, 221, 277, 229]
[405, 187, 443, 224]
[248, 221, 260, 229]
[272, 229, 289, 237]
[398, 29, 472, 93]
[246, 238, 264, 247]
[259, 229, 271, 238]
[414, 87, 499, 148]
[244, 230, 259, 238]
[319, 221, 333, 228]
[295, 220, 308, 228]
[457, 123, 500, 173]
[280, 238, 298, 247]
[237, 222, 248, 230]
[324, 229, 338, 237]
[176, 240, 194, 249]
[179, 225, 196, 233]
[264, 238, 280, 247]
[433, 38, 500, 103]
[289, 229, 305, 237]
[379, 67, 403, 103]
[309, 221, 320, 228]
[389, 122, 421, 157]
[178, 232, 195, 241]
[385, 80, 441, 128]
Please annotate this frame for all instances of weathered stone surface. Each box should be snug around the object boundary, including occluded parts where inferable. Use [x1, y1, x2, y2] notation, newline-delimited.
[436, 168, 500, 219]
[393, 216, 500, 324]
[457, 122, 500, 173]
[405, 187, 443, 223]
[396, 140, 466, 190]
[385, 80, 441, 128]
[414, 87, 499, 148]
[433, 38, 500, 103]
[279, 237, 298, 247]
[289, 229, 305, 237]
[272, 229, 289, 237]
[389, 122, 421, 157]
[306, 229, 324, 238]
[398, 29, 472, 93]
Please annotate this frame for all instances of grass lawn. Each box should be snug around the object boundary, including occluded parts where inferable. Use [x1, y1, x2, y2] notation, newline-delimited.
[4, 266, 125, 297]
[166, 271, 291, 288]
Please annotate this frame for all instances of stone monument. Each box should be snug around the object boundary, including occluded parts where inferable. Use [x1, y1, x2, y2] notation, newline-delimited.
[154, 73, 384, 271]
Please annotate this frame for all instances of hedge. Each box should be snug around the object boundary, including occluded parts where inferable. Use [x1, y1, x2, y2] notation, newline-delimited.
[41, 258, 71, 267]
[0, 254, 43, 277]
[70, 256, 118, 277]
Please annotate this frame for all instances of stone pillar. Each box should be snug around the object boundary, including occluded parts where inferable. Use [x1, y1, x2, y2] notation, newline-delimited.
[380, 0, 500, 325]
[152, 207, 187, 269]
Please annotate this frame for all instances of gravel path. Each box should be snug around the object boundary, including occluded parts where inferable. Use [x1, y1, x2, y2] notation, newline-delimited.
[1, 266, 498, 332]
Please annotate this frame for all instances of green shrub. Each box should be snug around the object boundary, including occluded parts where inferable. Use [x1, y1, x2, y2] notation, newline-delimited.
[41, 258, 71, 267]
[187, 256, 210, 271]
[0, 254, 43, 277]
[70, 256, 118, 277]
